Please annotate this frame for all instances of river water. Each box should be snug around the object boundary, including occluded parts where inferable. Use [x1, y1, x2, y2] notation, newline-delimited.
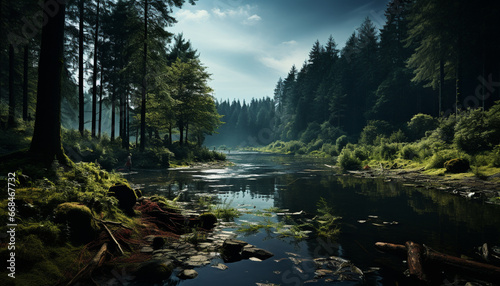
[128, 151, 500, 286]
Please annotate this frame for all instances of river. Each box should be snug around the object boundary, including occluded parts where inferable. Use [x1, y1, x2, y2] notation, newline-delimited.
[128, 151, 500, 286]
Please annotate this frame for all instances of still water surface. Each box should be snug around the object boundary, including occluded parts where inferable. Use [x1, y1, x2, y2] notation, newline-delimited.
[128, 151, 500, 286]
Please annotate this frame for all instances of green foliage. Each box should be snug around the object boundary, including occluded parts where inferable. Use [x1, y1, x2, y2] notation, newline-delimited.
[208, 199, 240, 221]
[388, 130, 408, 143]
[444, 158, 470, 173]
[407, 113, 438, 140]
[400, 144, 419, 160]
[337, 148, 361, 170]
[454, 107, 500, 154]
[300, 122, 321, 143]
[374, 143, 400, 160]
[426, 149, 467, 169]
[359, 120, 393, 145]
[198, 212, 218, 229]
[314, 198, 341, 238]
[335, 135, 349, 153]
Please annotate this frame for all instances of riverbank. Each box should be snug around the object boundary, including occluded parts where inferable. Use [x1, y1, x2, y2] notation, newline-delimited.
[331, 163, 500, 204]
[0, 155, 233, 286]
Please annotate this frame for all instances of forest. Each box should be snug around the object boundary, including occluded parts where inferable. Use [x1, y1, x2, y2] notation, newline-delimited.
[1, 1, 500, 285]
[210, 0, 500, 173]
[0, 0, 223, 168]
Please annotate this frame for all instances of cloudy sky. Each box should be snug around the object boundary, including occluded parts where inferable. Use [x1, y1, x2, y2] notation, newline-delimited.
[169, 0, 390, 103]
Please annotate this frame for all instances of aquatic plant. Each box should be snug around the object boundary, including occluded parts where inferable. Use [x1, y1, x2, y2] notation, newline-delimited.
[314, 197, 341, 238]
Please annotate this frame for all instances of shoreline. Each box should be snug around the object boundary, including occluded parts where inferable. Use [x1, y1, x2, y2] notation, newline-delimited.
[339, 166, 500, 203]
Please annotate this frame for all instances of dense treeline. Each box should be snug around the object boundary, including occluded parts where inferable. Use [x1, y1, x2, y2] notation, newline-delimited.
[0, 0, 223, 166]
[272, 0, 500, 145]
[206, 98, 275, 147]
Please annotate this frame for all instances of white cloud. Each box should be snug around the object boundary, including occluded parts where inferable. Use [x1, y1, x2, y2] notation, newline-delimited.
[244, 14, 261, 25]
[175, 9, 210, 22]
[210, 5, 261, 25]
[281, 40, 298, 46]
[212, 8, 226, 18]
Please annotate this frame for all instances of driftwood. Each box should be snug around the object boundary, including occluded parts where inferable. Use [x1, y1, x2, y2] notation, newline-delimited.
[101, 222, 125, 255]
[94, 218, 133, 230]
[375, 241, 500, 281]
[406, 241, 426, 280]
[67, 243, 108, 286]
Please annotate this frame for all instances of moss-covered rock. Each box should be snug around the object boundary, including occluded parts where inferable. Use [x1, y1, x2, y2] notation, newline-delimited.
[444, 158, 470, 173]
[54, 202, 98, 243]
[108, 183, 137, 213]
[198, 212, 217, 229]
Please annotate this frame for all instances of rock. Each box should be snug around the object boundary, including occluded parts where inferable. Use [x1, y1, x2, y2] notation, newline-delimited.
[444, 158, 470, 173]
[221, 239, 248, 262]
[178, 269, 198, 279]
[184, 255, 211, 267]
[241, 247, 274, 260]
[198, 212, 218, 229]
[212, 263, 228, 270]
[54, 202, 98, 243]
[108, 183, 137, 212]
[135, 259, 174, 282]
[152, 236, 165, 250]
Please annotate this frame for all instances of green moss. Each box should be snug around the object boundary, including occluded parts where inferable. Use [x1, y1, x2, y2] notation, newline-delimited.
[55, 202, 99, 243]
[198, 212, 218, 229]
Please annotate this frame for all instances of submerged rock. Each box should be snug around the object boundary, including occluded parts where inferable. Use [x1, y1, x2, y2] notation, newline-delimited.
[221, 239, 248, 262]
[242, 247, 274, 260]
[178, 269, 198, 279]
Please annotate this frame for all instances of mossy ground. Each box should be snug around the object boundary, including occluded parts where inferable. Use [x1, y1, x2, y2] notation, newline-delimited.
[0, 154, 147, 286]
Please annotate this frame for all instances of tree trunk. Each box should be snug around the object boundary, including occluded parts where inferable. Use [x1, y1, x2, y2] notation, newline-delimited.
[119, 88, 124, 142]
[29, 0, 67, 165]
[8, 43, 15, 128]
[111, 85, 115, 141]
[179, 121, 184, 145]
[168, 123, 172, 145]
[78, 0, 84, 135]
[91, 0, 100, 137]
[439, 59, 444, 116]
[98, 65, 103, 138]
[23, 44, 29, 121]
[126, 91, 130, 150]
[140, 0, 148, 151]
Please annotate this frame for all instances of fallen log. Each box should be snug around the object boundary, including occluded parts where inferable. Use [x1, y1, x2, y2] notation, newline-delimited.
[67, 243, 108, 286]
[375, 241, 500, 281]
[406, 241, 425, 281]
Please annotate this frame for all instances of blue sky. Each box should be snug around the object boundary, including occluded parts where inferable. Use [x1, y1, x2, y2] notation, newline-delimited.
[170, 0, 390, 102]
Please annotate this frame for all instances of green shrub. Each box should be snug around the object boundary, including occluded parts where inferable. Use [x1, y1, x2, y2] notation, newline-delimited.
[319, 121, 345, 143]
[337, 148, 361, 170]
[321, 143, 337, 156]
[307, 139, 324, 153]
[400, 144, 419, 160]
[426, 149, 466, 169]
[285, 140, 305, 153]
[353, 145, 371, 161]
[388, 130, 407, 143]
[375, 143, 400, 160]
[454, 107, 500, 154]
[359, 120, 393, 145]
[300, 122, 321, 143]
[407, 113, 438, 140]
[444, 158, 470, 173]
[335, 135, 349, 153]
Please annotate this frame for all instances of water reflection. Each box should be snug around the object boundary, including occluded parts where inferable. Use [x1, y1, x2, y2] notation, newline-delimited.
[128, 152, 500, 285]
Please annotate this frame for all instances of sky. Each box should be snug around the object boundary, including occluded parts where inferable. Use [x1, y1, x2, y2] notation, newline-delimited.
[169, 0, 391, 103]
